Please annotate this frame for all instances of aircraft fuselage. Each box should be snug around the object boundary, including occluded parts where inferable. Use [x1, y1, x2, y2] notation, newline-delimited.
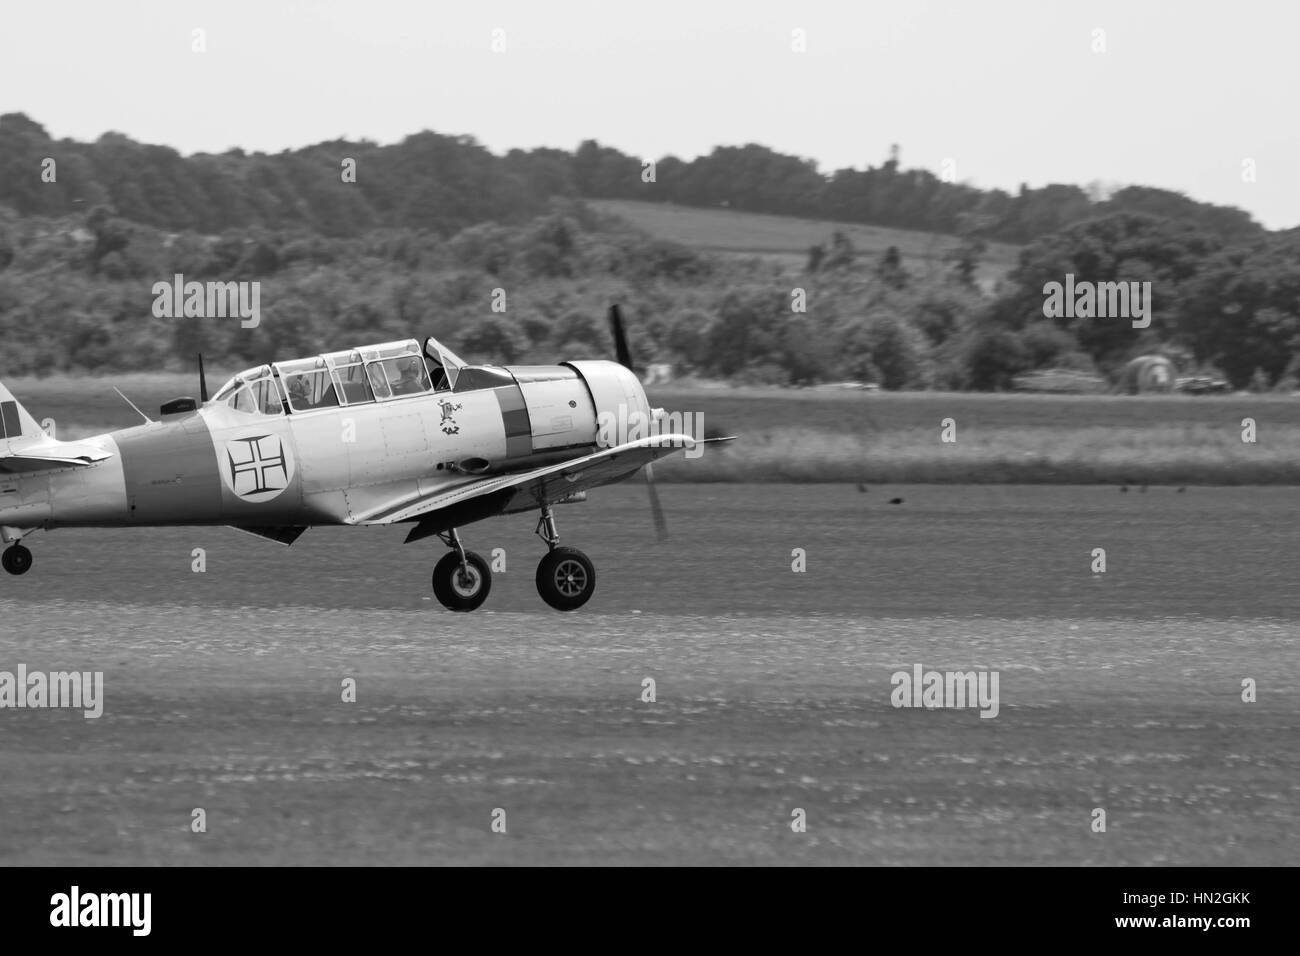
[0, 360, 645, 535]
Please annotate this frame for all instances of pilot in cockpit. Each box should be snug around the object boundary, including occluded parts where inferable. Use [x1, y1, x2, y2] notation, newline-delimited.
[287, 375, 312, 409]
[391, 357, 427, 396]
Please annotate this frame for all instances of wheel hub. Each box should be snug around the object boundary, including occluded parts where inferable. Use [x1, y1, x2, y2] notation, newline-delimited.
[554, 560, 587, 596]
[452, 566, 482, 598]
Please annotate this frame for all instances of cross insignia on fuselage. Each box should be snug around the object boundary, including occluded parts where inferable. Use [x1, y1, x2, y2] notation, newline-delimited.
[228, 435, 288, 497]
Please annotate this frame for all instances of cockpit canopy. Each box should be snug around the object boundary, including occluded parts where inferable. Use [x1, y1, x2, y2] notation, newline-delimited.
[211, 364, 282, 415]
[211, 337, 466, 415]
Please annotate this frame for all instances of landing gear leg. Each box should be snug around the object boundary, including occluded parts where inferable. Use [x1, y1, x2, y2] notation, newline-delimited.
[534, 503, 596, 611]
[1, 544, 32, 576]
[430, 528, 491, 612]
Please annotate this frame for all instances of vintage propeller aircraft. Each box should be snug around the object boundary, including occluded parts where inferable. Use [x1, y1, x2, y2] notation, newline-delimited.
[0, 307, 728, 611]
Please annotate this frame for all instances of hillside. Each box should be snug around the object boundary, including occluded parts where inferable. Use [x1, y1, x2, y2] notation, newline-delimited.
[1, 113, 1263, 246]
[589, 199, 1021, 288]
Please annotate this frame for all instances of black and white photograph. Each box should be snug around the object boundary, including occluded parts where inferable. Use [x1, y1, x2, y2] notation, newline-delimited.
[0, 0, 1291, 923]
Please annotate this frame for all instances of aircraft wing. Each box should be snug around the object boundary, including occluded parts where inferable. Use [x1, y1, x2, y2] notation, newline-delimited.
[0, 438, 114, 474]
[348, 434, 729, 534]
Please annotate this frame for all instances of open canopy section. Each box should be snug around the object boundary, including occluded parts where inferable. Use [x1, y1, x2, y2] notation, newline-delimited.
[424, 336, 467, 390]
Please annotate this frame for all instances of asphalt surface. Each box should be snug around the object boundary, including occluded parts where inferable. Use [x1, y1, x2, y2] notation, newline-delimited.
[0, 484, 1296, 865]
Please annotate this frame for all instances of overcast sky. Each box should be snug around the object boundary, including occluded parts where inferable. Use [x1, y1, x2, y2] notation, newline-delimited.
[3, 0, 1296, 228]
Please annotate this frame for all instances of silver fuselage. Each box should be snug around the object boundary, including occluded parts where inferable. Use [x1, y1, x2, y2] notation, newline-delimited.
[0, 360, 648, 534]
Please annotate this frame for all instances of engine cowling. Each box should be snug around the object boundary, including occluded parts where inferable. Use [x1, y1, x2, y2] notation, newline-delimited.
[563, 360, 652, 449]
[501, 360, 650, 454]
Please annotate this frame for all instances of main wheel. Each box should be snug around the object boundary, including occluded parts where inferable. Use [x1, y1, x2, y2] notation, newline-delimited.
[2, 544, 32, 576]
[536, 547, 596, 611]
[431, 550, 491, 611]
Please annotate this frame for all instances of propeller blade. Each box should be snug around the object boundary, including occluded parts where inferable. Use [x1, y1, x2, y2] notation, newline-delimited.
[198, 353, 209, 403]
[608, 304, 634, 371]
[609, 303, 664, 539]
[644, 463, 668, 542]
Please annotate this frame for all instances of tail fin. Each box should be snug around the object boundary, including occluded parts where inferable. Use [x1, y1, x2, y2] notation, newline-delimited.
[0, 380, 111, 473]
[0, 380, 46, 442]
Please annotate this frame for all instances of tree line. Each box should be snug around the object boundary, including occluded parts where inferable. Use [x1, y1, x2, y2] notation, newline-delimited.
[0, 113, 1263, 246]
[4, 195, 1295, 391]
[1, 112, 1295, 391]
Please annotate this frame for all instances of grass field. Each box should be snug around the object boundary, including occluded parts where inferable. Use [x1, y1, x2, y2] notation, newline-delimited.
[7, 374, 1298, 485]
[590, 199, 1022, 287]
[645, 387, 1300, 484]
[3, 486, 1297, 865]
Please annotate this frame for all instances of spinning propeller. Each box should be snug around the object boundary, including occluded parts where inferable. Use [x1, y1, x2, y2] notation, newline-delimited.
[608, 304, 669, 542]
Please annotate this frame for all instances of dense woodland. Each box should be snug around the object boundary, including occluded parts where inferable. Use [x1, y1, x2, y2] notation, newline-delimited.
[0, 113, 1263, 244]
[1, 113, 1297, 390]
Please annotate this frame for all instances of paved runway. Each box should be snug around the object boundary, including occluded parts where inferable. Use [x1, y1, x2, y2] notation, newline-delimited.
[1, 485, 1296, 864]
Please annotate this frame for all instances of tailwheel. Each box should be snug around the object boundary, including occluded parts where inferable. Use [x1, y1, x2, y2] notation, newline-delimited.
[536, 546, 596, 611]
[2, 544, 32, 576]
[431, 550, 491, 612]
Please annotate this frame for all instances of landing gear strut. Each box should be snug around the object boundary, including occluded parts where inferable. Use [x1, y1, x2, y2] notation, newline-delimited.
[2, 544, 32, 576]
[534, 503, 596, 611]
[430, 528, 491, 612]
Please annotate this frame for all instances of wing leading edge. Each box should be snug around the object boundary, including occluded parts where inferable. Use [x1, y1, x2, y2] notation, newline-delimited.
[347, 434, 731, 537]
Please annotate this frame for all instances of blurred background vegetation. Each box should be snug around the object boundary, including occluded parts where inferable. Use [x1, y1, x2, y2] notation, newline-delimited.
[2, 112, 1298, 391]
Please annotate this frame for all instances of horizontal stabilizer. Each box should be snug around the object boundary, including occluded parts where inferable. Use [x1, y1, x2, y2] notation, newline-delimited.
[0, 438, 114, 474]
[0, 379, 115, 473]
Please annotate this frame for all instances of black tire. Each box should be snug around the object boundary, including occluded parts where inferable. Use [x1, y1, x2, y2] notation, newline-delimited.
[536, 547, 596, 611]
[2, 544, 32, 576]
[431, 550, 491, 612]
